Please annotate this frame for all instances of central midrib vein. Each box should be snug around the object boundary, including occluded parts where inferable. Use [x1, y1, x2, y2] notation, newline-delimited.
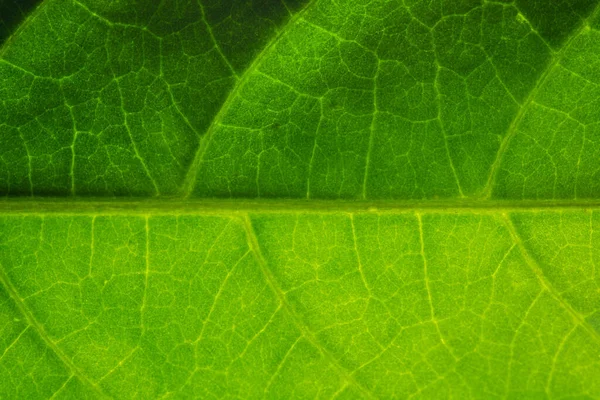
[1, 199, 600, 214]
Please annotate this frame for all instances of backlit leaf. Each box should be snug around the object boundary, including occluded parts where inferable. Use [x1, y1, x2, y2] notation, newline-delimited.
[1, 0, 600, 398]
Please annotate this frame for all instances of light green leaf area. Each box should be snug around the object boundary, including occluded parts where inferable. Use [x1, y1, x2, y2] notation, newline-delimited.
[0, 209, 599, 398]
[2, 0, 600, 398]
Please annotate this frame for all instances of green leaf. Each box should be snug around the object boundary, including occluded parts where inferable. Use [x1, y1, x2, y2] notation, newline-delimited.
[2, 0, 600, 399]
[1, 204, 600, 398]
[0, 0, 43, 46]
[0, 0, 309, 196]
[1, 0, 599, 198]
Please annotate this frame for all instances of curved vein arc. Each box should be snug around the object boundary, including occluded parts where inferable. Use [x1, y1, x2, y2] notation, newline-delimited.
[0, 264, 110, 398]
[0, 0, 49, 58]
[502, 213, 600, 346]
[480, 3, 600, 199]
[241, 214, 376, 399]
[180, 0, 319, 197]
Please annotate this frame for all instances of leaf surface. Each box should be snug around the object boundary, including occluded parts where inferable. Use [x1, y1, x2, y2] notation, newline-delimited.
[0, 0, 43, 46]
[1, 0, 600, 398]
[1, 205, 600, 398]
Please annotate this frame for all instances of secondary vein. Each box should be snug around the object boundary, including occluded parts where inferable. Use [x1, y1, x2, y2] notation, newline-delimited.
[480, 3, 600, 199]
[180, 0, 319, 197]
[241, 214, 377, 400]
[0, 263, 110, 398]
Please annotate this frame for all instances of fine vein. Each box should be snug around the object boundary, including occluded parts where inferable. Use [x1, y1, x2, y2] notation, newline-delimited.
[241, 215, 376, 400]
[481, 3, 600, 198]
[180, 0, 318, 197]
[0, 264, 109, 398]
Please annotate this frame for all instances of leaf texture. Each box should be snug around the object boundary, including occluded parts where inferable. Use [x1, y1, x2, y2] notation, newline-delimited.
[1, 207, 600, 398]
[0, 0, 599, 198]
[1, 0, 600, 399]
[0, 0, 43, 45]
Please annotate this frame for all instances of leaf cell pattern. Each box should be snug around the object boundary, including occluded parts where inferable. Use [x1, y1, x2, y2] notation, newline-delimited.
[1, 211, 600, 398]
[1, 0, 600, 398]
[0, 0, 599, 199]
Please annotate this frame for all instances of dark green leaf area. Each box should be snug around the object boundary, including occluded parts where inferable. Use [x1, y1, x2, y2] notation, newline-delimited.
[2, 0, 600, 199]
[0, 0, 308, 197]
[195, 0, 552, 199]
[0, 0, 42, 45]
[516, 0, 597, 46]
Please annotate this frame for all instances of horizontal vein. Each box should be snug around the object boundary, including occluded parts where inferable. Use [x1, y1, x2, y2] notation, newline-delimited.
[0, 199, 600, 215]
